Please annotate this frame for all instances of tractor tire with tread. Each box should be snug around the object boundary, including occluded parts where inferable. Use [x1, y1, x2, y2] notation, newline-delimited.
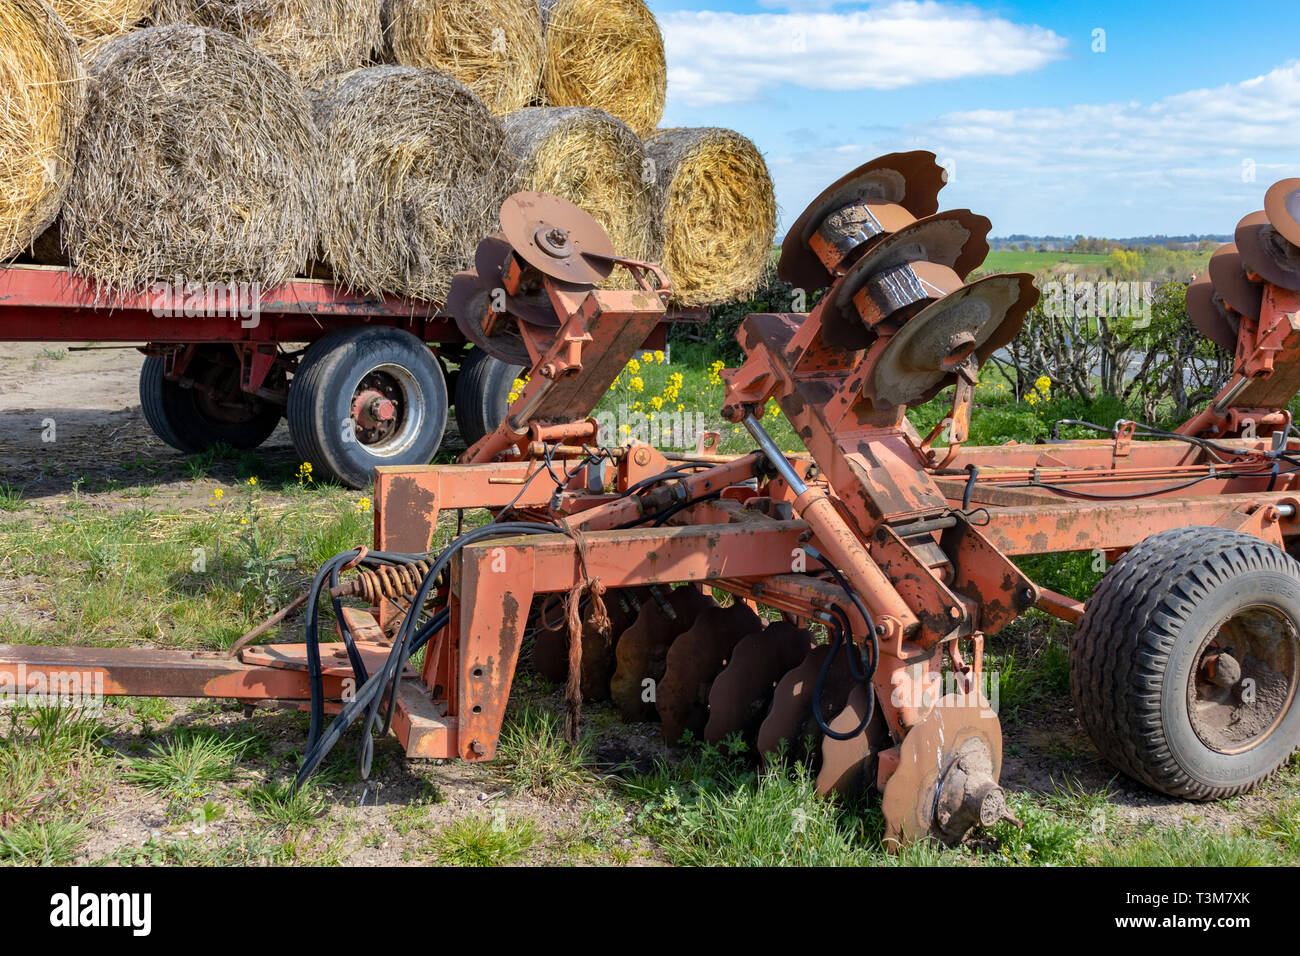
[287, 326, 447, 489]
[139, 352, 282, 454]
[453, 346, 524, 449]
[1071, 526, 1300, 799]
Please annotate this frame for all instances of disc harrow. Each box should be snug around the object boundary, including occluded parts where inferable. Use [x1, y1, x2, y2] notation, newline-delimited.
[15, 161, 1300, 851]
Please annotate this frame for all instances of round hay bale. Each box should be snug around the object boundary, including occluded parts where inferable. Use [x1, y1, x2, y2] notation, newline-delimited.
[540, 0, 665, 139]
[150, 0, 382, 85]
[62, 25, 321, 288]
[0, 0, 86, 262]
[504, 106, 661, 277]
[48, 0, 149, 42]
[381, 0, 542, 115]
[311, 66, 517, 302]
[646, 128, 777, 307]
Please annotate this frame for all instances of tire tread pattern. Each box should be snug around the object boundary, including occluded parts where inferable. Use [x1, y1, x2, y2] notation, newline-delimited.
[1071, 526, 1300, 799]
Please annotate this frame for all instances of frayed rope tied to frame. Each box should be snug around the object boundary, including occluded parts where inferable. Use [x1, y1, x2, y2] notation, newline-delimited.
[557, 520, 610, 745]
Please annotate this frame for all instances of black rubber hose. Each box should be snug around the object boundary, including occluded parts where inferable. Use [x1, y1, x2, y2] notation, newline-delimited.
[811, 612, 874, 740]
[296, 523, 567, 788]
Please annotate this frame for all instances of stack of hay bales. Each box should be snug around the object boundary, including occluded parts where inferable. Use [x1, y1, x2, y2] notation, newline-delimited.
[540, 0, 665, 139]
[646, 128, 777, 308]
[504, 106, 660, 271]
[61, 25, 321, 287]
[4, 0, 778, 311]
[311, 66, 517, 302]
[149, 0, 383, 85]
[0, 0, 85, 262]
[380, 0, 543, 115]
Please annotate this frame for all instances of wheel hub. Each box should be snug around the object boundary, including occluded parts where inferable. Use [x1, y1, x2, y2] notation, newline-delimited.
[1189, 605, 1300, 754]
[347, 365, 426, 457]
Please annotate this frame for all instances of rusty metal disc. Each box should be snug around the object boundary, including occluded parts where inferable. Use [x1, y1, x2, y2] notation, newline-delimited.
[529, 595, 569, 683]
[530, 589, 642, 700]
[658, 602, 763, 744]
[1186, 273, 1239, 354]
[704, 622, 816, 745]
[755, 644, 857, 766]
[822, 260, 966, 351]
[500, 191, 617, 286]
[1208, 243, 1263, 321]
[779, 151, 947, 292]
[881, 693, 1003, 847]
[609, 587, 713, 722]
[816, 684, 890, 797]
[867, 272, 1038, 408]
[448, 270, 531, 366]
[1265, 178, 1300, 247]
[474, 232, 566, 329]
[833, 209, 991, 316]
[1236, 210, 1300, 293]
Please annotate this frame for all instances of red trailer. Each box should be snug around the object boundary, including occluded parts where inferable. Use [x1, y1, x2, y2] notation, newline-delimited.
[0, 263, 682, 487]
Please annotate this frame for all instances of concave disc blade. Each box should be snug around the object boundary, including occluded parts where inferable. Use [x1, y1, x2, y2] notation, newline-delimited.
[1208, 243, 1263, 321]
[779, 151, 947, 291]
[756, 644, 858, 768]
[704, 622, 816, 745]
[609, 587, 713, 722]
[657, 602, 763, 745]
[816, 684, 889, 797]
[529, 588, 645, 701]
[448, 270, 531, 366]
[500, 191, 616, 285]
[1186, 273, 1239, 354]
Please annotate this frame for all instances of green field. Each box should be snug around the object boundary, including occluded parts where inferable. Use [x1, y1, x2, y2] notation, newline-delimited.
[980, 250, 1113, 273]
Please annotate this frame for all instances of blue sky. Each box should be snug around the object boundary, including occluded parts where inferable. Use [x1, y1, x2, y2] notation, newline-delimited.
[649, 0, 1300, 237]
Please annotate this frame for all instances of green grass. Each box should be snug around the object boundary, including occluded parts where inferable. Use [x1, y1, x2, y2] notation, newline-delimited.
[0, 816, 89, 865]
[986, 631, 1072, 719]
[428, 816, 538, 866]
[980, 250, 1112, 274]
[124, 728, 254, 800]
[1092, 826, 1281, 866]
[0, 478, 380, 652]
[243, 780, 328, 830]
[0, 707, 112, 865]
[0, 482, 23, 512]
[100, 830, 342, 867]
[495, 705, 593, 800]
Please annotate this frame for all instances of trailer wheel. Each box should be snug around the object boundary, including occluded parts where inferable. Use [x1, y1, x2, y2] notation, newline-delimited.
[1071, 526, 1300, 799]
[453, 347, 523, 449]
[287, 327, 447, 489]
[139, 350, 282, 454]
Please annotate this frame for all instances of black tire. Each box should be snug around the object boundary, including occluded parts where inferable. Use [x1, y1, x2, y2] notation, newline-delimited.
[1071, 526, 1300, 799]
[453, 347, 523, 448]
[139, 350, 282, 454]
[287, 326, 447, 489]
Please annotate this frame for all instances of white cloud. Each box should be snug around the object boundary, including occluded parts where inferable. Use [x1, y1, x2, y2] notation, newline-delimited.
[661, 2, 1068, 107]
[898, 61, 1300, 233]
[762, 61, 1300, 235]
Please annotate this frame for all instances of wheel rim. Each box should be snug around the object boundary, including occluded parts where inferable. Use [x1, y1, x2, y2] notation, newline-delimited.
[349, 364, 425, 458]
[1187, 603, 1300, 755]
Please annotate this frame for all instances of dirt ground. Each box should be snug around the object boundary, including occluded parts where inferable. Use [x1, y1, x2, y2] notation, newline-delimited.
[0, 343, 296, 496]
